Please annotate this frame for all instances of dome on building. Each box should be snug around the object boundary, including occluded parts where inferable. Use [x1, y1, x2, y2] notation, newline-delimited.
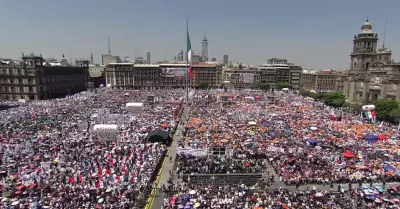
[361, 19, 373, 34]
[363, 19, 371, 26]
[377, 46, 392, 54]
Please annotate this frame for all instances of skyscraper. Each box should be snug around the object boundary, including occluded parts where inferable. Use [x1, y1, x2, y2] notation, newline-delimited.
[211, 58, 217, 62]
[146, 52, 151, 64]
[176, 50, 184, 61]
[223, 55, 229, 65]
[201, 32, 208, 62]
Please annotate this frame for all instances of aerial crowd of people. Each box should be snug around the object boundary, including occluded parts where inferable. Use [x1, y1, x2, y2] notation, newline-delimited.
[2, 87, 400, 208]
[0, 88, 185, 208]
[165, 89, 400, 209]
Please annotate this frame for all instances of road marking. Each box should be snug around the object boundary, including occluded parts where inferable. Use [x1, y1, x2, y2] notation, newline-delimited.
[144, 148, 170, 209]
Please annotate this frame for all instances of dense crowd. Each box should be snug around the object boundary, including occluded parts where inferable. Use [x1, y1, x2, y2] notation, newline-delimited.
[176, 156, 265, 174]
[180, 90, 400, 183]
[169, 89, 400, 208]
[162, 183, 353, 209]
[0, 88, 185, 208]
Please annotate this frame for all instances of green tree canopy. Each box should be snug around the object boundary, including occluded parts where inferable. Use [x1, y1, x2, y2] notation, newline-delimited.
[374, 99, 399, 119]
[258, 83, 270, 91]
[299, 89, 323, 100]
[389, 108, 400, 122]
[323, 92, 346, 107]
[198, 83, 208, 90]
[276, 82, 293, 90]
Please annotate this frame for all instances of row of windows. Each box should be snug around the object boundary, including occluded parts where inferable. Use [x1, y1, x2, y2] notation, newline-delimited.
[1, 94, 37, 101]
[1, 86, 35, 93]
[44, 76, 88, 83]
[0, 68, 25, 76]
[0, 78, 36, 85]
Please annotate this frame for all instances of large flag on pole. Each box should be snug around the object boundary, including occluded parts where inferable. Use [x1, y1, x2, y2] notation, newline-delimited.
[187, 25, 193, 80]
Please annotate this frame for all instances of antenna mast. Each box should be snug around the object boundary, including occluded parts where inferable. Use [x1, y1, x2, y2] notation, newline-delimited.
[134, 44, 137, 59]
[108, 37, 111, 56]
[383, 20, 387, 48]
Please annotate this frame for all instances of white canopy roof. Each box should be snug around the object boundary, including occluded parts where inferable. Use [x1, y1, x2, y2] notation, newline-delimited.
[93, 124, 118, 131]
[126, 102, 144, 107]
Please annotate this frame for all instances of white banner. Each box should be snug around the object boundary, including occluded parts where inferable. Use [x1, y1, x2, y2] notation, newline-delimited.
[177, 148, 208, 157]
[240, 73, 255, 84]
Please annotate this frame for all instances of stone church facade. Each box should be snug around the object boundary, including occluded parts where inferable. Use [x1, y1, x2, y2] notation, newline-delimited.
[344, 19, 400, 103]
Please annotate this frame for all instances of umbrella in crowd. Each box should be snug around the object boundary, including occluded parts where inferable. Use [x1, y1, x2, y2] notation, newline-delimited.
[170, 89, 400, 208]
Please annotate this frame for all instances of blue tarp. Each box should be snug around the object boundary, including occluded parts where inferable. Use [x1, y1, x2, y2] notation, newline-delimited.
[307, 139, 318, 145]
[384, 165, 397, 172]
[365, 135, 378, 141]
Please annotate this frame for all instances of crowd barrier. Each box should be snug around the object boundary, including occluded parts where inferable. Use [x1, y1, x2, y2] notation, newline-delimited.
[181, 173, 263, 186]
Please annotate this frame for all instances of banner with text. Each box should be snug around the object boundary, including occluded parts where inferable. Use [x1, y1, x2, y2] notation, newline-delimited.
[162, 68, 187, 80]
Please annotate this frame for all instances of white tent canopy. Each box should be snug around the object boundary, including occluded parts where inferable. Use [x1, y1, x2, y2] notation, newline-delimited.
[126, 102, 144, 107]
[93, 124, 118, 131]
[93, 124, 118, 141]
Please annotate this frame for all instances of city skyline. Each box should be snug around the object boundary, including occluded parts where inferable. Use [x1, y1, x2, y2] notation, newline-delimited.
[0, 0, 400, 69]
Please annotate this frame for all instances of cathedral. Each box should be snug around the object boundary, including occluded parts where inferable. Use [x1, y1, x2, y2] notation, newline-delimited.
[344, 19, 400, 103]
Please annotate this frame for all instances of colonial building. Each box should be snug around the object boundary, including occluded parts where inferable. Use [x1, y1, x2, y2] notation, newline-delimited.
[89, 65, 106, 88]
[105, 63, 222, 89]
[223, 66, 261, 89]
[223, 58, 302, 89]
[301, 69, 347, 92]
[343, 19, 400, 103]
[0, 54, 90, 101]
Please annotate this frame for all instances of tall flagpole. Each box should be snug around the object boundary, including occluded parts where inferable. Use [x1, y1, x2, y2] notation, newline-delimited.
[185, 19, 189, 102]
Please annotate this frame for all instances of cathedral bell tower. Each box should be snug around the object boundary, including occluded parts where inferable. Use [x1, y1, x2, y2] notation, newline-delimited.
[350, 19, 378, 71]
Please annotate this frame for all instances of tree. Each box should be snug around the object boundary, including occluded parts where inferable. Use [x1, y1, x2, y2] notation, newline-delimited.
[374, 99, 399, 120]
[276, 82, 293, 90]
[198, 83, 208, 90]
[310, 92, 323, 100]
[258, 83, 270, 91]
[299, 89, 323, 100]
[323, 92, 346, 107]
[389, 108, 400, 122]
[299, 89, 308, 96]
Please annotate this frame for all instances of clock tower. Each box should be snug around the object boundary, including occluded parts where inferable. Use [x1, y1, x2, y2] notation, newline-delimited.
[350, 19, 378, 71]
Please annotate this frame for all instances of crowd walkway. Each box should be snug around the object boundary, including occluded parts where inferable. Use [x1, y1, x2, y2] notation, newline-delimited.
[150, 105, 190, 209]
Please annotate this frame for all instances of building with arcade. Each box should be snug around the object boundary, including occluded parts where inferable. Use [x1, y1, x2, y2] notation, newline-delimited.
[105, 62, 222, 89]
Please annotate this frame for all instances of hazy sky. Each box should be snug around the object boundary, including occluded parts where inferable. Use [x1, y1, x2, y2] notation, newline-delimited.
[1, 0, 399, 70]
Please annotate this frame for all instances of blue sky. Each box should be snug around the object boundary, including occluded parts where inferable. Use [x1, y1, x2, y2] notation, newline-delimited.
[1, 0, 399, 70]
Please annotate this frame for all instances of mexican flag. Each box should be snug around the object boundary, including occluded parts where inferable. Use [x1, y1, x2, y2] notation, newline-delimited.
[187, 26, 193, 80]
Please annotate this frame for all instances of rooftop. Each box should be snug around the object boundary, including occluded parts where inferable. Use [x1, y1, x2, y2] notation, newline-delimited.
[107, 62, 218, 68]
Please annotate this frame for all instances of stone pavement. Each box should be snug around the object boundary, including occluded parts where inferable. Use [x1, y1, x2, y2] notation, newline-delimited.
[150, 106, 190, 209]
